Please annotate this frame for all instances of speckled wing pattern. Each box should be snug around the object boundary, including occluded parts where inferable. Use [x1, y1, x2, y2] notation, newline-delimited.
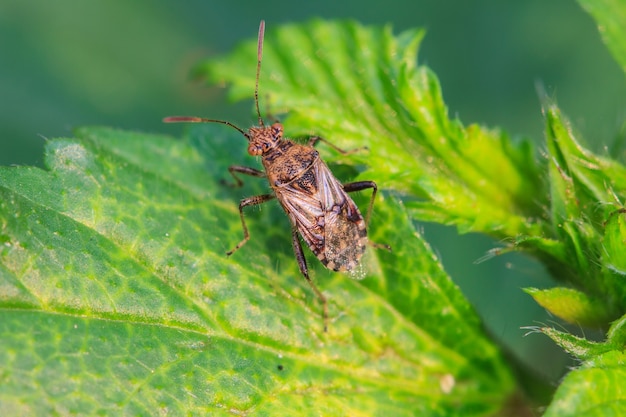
[274, 159, 367, 272]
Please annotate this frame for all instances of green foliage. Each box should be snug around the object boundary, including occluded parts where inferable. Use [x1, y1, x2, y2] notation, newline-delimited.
[201, 15, 626, 416]
[517, 96, 626, 327]
[206, 21, 545, 238]
[523, 287, 613, 327]
[1, 3, 626, 414]
[0, 126, 514, 415]
[206, 14, 626, 319]
[543, 350, 626, 417]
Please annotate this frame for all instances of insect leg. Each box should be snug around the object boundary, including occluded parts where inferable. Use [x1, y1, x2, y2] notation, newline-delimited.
[342, 181, 378, 226]
[343, 181, 392, 251]
[307, 136, 368, 155]
[227, 193, 275, 256]
[222, 165, 266, 187]
[291, 227, 329, 332]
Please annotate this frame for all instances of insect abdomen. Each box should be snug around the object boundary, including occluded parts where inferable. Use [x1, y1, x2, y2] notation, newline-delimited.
[320, 200, 367, 272]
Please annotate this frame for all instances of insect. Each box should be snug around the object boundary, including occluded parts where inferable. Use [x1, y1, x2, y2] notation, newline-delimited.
[164, 21, 381, 331]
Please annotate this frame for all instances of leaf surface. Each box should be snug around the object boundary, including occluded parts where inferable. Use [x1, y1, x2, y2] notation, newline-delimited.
[0, 126, 515, 415]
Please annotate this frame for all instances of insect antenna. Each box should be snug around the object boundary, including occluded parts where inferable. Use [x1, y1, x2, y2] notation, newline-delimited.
[254, 20, 265, 127]
[163, 116, 249, 139]
[163, 20, 268, 140]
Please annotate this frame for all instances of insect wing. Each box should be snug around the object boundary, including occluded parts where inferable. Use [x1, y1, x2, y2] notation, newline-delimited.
[275, 183, 325, 253]
[275, 160, 367, 272]
[315, 161, 368, 271]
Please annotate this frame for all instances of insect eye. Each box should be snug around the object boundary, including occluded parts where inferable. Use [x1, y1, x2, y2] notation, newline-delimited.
[247, 144, 261, 155]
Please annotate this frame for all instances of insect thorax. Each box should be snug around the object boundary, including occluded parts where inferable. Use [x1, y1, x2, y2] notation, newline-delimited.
[263, 141, 319, 188]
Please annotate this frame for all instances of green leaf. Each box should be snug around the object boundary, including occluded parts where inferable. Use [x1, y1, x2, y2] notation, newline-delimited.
[533, 327, 605, 361]
[578, 0, 626, 77]
[203, 19, 546, 238]
[543, 350, 626, 416]
[534, 309, 626, 414]
[524, 287, 614, 327]
[525, 96, 626, 325]
[532, 314, 626, 361]
[603, 208, 626, 275]
[0, 126, 515, 415]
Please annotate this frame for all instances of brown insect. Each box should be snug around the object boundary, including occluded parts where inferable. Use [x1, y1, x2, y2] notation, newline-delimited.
[164, 21, 381, 331]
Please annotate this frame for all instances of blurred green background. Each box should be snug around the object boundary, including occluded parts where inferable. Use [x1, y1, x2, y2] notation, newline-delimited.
[2, 0, 625, 387]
